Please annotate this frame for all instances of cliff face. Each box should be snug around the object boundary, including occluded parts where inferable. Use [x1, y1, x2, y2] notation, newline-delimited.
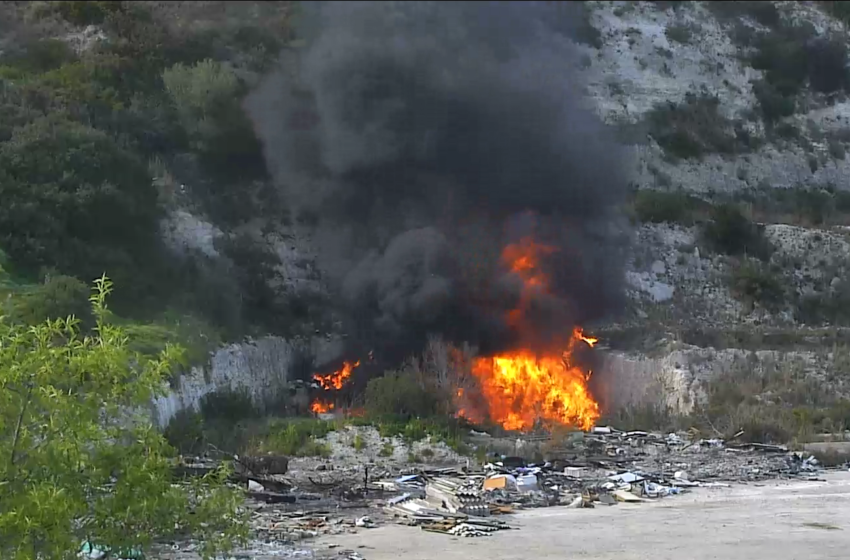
[162, 2, 850, 419]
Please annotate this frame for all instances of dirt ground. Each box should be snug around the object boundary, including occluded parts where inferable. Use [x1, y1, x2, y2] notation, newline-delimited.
[318, 471, 850, 560]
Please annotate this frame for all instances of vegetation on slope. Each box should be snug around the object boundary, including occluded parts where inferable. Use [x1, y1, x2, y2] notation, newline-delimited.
[0, 1, 302, 349]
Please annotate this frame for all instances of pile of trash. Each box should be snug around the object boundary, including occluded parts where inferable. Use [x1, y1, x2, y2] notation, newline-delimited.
[370, 425, 830, 538]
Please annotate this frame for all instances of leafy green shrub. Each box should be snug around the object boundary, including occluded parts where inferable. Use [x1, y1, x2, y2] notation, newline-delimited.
[646, 93, 756, 160]
[163, 408, 206, 456]
[0, 38, 77, 74]
[752, 79, 796, 124]
[379, 441, 394, 457]
[729, 259, 786, 310]
[701, 203, 772, 260]
[5, 274, 92, 327]
[0, 117, 160, 289]
[665, 22, 697, 45]
[0, 277, 246, 559]
[365, 369, 441, 422]
[796, 279, 850, 326]
[41, 0, 126, 26]
[200, 388, 260, 423]
[632, 189, 709, 225]
[750, 24, 849, 123]
[162, 59, 265, 180]
[254, 419, 333, 457]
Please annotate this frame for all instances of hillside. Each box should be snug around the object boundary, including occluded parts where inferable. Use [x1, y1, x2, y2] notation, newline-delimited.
[3, 1, 850, 442]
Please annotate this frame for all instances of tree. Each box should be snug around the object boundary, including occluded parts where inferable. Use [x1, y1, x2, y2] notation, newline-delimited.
[0, 276, 247, 560]
[0, 117, 161, 289]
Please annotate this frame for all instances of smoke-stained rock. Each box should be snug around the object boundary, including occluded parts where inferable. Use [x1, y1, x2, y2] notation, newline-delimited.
[248, 1, 632, 358]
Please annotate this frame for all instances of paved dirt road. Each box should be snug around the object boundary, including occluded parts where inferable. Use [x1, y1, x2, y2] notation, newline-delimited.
[319, 472, 850, 560]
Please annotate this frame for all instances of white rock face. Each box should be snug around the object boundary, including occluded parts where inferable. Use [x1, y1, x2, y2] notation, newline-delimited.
[584, 1, 850, 193]
[160, 210, 223, 259]
[598, 345, 827, 415]
[151, 335, 344, 427]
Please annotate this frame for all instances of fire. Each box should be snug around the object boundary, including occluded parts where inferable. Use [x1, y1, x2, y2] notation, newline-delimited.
[310, 400, 335, 414]
[313, 360, 360, 391]
[470, 329, 599, 431]
[461, 236, 601, 431]
[310, 360, 360, 414]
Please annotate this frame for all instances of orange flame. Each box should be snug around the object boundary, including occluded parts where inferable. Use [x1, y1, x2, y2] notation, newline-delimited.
[469, 329, 599, 431]
[313, 360, 360, 391]
[310, 360, 360, 414]
[461, 237, 600, 431]
[310, 400, 335, 414]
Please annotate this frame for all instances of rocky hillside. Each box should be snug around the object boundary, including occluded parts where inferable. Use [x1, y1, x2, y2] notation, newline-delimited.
[5, 1, 850, 433]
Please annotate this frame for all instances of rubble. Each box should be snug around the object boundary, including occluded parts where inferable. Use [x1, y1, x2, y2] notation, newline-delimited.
[157, 424, 846, 557]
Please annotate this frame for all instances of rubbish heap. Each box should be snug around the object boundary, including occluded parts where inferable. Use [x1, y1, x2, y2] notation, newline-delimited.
[375, 425, 831, 538]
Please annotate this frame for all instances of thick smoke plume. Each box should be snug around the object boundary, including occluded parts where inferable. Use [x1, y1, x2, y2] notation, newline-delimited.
[249, 1, 631, 362]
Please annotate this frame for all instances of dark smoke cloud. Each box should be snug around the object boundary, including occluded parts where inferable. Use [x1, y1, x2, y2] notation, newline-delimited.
[248, 1, 631, 359]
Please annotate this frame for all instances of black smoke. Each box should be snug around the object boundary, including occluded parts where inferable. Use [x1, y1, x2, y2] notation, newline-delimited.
[248, 1, 631, 362]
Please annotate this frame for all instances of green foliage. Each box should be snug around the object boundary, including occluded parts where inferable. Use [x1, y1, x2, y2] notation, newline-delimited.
[646, 93, 758, 160]
[120, 314, 221, 367]
[0, 117, 160, 291]
[365, 370, 441, 422]
[39, 1, 126, 26]
[200, 388, 260, 423]
[4, 274, 92, 328]
[253, 419, 334, 457]
[352, 433, 366, 451]
[0, 38, 77, 74]
[750, 22, 850, 123]
[379, 441, 394, 457]
[163, 408, 206, 456]
[0, 276, 247, 560]
[701, 203, 772, 260]
[729, 259, 786, 311]
[664, 22, 697, 45]
[632, 189, 709, 225]
[796, 279, 850, 326]
[162, 59, 265, 181]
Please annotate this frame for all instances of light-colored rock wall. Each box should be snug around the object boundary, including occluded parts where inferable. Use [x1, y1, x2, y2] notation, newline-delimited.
[151, 335, 344, 427]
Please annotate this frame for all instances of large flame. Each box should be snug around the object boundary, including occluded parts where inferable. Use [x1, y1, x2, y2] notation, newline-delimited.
[310, 360, 360, 414]
[469, 328, 599, 431]
[462, 237, 600, 431]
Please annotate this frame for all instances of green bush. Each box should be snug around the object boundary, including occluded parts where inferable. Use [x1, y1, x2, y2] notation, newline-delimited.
[0, 38, 77, 74]
[4, 274, 92, 327]
[200, 388, 260, 423]
[163, 409, 206, 456]
[0, 117, 160, 288]
[646, 93, 755, 160]
[750, 24, 849, 123]
[365, 369, 441, 422]
[0, 277, 247, 559]
[701, 203, 772, 260]
[254, 419, 334, 457]
[41, 0, 126, 26]
[729, 259, 786, 311]
[162, 59, 265, 180]
[796, 279, 850, 326]
[664, 22, 697, 45]
[753, 79, 796, 124]
[632, 189, 709, 225]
